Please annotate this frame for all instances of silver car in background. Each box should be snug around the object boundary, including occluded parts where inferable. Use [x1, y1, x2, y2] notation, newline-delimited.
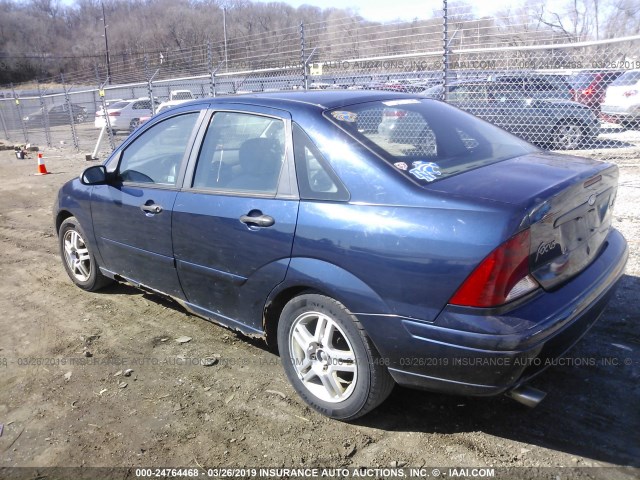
[602, 69, 640, 129]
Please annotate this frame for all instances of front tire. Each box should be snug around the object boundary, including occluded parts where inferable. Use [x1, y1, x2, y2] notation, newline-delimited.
[129, 118, 140, 133]
[59, 217, 112, 291]
[278, 293, 394, 420]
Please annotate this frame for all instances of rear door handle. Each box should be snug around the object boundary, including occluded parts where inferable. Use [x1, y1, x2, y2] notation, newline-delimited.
[240, 213, 275, 228]
[141, 202, 163, 214]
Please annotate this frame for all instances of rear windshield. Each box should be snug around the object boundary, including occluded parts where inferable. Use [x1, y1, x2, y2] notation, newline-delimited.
[611, 71, 640, 86]
[326, 99, 536, 184]
[569, 73, 595, 89]
[108, 101, 129, 110]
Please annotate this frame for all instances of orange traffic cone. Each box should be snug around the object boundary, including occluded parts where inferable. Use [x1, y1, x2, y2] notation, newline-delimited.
[35, 152, 50, 175]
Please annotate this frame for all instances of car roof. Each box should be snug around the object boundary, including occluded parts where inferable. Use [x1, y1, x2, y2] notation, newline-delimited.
[176, 90, 421, 112]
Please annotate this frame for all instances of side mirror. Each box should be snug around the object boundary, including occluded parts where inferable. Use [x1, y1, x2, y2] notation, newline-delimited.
[81, 165, 108, 185]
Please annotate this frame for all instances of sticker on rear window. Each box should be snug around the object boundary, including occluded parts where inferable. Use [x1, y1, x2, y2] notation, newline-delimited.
[394, 162, 408, 170]
[382, 99, 421, 106]
[409, 161, 441, 182]
[331, 111, 357, 122]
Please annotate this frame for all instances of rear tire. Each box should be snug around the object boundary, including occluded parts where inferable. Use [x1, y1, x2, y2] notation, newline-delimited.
[277, 293, 394, 420]
[59, 217, 112, 292]
[554, 122, 584, 150]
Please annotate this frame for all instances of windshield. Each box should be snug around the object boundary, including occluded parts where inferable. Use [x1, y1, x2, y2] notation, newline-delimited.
[421, 85, 443, 97]
[326, 99, 537, 184]
[611, 71, 640, 86]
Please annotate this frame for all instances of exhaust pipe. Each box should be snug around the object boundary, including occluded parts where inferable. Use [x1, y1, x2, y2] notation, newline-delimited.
[506, 385, 547, 408]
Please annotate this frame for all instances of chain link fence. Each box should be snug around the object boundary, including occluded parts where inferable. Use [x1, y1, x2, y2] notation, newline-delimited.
[1, 9, 639, 163]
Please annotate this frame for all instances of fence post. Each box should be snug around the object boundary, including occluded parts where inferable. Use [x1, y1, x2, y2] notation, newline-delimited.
[11, 83, 29, 144]
[300, 22, 308, 90]
[442, 0, 449, 102]
[95, 65, 115, 151]
[0, 102, 10, 141]
[37, 81, 52, 148]
[61, 74, 80, 151]
[145, 55, 157, 115]
[207, 40, 215, 97]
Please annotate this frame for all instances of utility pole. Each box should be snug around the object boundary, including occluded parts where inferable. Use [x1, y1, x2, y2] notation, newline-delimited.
[223, 7, 229, 70]
[102, 2, 112, 84]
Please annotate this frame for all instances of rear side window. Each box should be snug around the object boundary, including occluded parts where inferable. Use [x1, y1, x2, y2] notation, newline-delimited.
[326, 99, 536, 184]
[292, 123, 349, 201]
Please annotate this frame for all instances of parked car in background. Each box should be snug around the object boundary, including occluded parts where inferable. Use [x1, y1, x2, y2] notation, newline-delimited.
[491, 73, 573, 100]
[421, 80, 600, 149]
[366, 79, 433, 93]
[94, 98, 159, 134]
[55, 91, 626, 420]
[569, 70, 623, 112]
[23, 103, 87, 127]
[601, 69, 640, 129]
[169, 89, 194, 101]
[135, 100, 192, 131]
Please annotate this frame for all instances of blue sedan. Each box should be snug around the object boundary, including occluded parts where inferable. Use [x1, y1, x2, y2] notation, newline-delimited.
[54, 91, 628, 420]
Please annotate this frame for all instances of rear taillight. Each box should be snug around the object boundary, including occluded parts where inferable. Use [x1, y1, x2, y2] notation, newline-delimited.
[108, 111, 120, 116]
[449, 229, 539, 308]
[583, 87, 594, 95]
[624, 90, 638, 97]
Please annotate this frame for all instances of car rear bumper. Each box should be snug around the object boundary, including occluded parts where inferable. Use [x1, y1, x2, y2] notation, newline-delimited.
[602, 105, 640, 121]
[357, 228, 628, 396]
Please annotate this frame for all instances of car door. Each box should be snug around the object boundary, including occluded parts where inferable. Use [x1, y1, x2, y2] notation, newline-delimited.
[172, 106, 299, 333]
[91, 108, 205, 298]
[49, 105, 65, 125]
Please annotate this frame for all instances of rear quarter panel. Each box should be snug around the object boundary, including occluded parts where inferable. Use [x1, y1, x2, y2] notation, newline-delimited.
[289, 115, 521, 321]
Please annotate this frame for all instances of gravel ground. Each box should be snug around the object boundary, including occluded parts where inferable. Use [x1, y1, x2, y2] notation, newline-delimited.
[0, 135, 638, 480]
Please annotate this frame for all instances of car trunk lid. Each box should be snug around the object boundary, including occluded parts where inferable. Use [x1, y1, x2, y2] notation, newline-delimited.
[604, 84, 640, 107]
[428, 152, 618, 290]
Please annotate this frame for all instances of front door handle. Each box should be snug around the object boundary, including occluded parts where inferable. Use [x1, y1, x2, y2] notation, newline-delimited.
[141, 202, 163, 214]
[240, 212, 275, 228]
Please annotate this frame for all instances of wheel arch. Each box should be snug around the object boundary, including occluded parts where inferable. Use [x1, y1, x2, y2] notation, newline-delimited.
[55, 209, 74, 236]
[262, 257, 390, 351]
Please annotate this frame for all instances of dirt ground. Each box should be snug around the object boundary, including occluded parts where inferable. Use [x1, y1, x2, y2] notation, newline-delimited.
[0, 141, 638, 480]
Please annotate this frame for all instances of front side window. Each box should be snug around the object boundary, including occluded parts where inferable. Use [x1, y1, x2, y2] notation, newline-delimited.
[118, 112, 199, 185]
[192, 112, 285, 194]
